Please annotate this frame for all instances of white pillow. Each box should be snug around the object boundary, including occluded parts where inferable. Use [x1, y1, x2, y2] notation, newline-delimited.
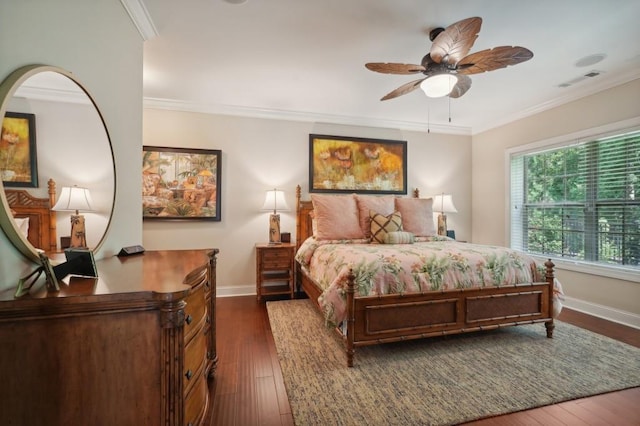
[14, 217, 29, 238]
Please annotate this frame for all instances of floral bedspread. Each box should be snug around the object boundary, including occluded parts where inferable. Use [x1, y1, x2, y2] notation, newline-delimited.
[296, 236, 545, 327]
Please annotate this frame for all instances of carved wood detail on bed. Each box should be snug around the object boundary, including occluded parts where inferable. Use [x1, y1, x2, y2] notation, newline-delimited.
[294, 185, 555, 367]
[6, 178, 58, 252]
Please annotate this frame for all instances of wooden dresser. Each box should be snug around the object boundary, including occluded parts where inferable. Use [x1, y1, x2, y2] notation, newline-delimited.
[0, 249, 218, 426]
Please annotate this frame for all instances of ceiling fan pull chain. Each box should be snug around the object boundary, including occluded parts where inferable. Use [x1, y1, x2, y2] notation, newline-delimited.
[448, 96, 452, 123]
[427, 102, 431, 133]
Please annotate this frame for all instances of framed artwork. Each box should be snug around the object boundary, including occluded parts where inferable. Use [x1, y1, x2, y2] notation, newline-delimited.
[309, 134, 407, 194]
[142, 146, 222, 221]
[1, 112, 38, 188]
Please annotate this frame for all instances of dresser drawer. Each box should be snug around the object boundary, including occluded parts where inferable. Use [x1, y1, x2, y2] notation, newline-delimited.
[261, 248, 292, 270]
[184, 329, 206, 390]
[184, 373, 208, 426]
[184, 285, 206, 341]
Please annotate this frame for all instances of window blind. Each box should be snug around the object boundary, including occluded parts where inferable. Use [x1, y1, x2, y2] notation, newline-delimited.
[509, 129, 640, 269]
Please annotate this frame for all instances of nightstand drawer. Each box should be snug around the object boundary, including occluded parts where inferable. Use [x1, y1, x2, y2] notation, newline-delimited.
[256, 243, 295, 301]
[262, 248, 293, 269]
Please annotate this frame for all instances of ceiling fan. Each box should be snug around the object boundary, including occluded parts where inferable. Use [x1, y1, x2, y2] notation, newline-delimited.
[365, 17, 533, 100]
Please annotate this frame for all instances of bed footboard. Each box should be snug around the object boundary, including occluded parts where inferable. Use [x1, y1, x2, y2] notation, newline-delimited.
[298, 260, 555, 367]
[342, 260, 555, 367]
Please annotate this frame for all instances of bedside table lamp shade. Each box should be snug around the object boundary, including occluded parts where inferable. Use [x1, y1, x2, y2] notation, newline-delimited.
[52, 185, 94, 248]
[432, 193, 457, 236]
[261, 189, 290, 244]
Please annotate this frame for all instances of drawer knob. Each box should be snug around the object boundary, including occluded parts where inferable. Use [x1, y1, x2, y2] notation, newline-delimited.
[185, 369, 193, 380]
[185, 314, 193, 325]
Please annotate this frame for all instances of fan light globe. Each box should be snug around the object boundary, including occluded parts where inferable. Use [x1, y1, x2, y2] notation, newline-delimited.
[420, 74, 458, 98]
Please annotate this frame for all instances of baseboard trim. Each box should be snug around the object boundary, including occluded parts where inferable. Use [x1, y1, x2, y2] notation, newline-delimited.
[563, 296, 640, 330]
[217, 285, 256, 298]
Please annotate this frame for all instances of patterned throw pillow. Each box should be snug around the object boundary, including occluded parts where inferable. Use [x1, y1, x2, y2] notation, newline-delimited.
[355, 194, 396, 239]
[370, 210, 402, 243]
[383, 231, 415, 244]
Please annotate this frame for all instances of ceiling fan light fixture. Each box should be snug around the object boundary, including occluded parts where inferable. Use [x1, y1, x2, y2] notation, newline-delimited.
[420, 74, 458, 98]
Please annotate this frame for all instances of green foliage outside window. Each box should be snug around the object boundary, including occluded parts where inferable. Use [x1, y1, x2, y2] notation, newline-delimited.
[512, 130, 640, 269]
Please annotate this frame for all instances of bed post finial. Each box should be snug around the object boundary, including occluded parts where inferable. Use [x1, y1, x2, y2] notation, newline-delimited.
[413, 188, 419, 198]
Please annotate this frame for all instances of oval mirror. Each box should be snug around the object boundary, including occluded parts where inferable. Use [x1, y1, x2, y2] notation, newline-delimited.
[0, 65, 115, 262]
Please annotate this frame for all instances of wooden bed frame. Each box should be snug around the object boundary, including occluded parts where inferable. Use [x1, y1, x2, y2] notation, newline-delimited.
[294, 185, 555, 367]
[6, 178, 58, 252]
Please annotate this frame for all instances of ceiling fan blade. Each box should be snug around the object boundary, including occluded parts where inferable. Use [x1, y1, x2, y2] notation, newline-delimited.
[380, 78, 426, 100]
[457, 46, 534, 75]
[430, 17, 482, 65]
[449, 74, 471, 98]
[365, 62, 426, 75]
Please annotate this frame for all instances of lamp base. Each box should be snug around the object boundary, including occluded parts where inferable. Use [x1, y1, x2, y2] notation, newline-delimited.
[70, 214, 88, 248]
[268, 213, 281, 244]
[437, 214, 447, 236]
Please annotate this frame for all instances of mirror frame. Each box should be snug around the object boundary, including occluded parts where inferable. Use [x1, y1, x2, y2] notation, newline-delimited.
[0, 64, 116, 262]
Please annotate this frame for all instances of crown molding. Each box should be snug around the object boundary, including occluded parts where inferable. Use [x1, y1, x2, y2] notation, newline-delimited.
[142, 97, 472, 136]
[473, 69, 640, 135]
[120, 0, 158, 41]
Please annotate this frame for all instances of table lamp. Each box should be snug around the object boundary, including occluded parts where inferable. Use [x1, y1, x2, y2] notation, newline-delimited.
[261, 189, 290, 244]
[52, 185, 94, 248]
[433, 193, 457, 236]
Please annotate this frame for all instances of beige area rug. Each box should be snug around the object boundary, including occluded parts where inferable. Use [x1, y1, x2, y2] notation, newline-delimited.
[267, 299, 640, 426]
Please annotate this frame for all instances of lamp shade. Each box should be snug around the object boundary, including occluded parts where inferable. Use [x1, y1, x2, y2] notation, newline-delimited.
[432, 194, 457, 214]
[52, 186, 94, 213]
[261, 189, 290, 214]
[420, 74, 458, 98]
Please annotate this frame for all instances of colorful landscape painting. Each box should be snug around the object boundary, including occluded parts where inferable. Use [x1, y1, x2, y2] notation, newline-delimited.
[309, 134, 407, 194]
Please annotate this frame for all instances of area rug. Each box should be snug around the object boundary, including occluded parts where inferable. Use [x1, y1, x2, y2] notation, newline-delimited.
[267, 299, 640, 426]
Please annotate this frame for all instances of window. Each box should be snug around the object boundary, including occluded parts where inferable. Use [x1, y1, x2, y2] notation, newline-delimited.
[510, 129, 640, 271]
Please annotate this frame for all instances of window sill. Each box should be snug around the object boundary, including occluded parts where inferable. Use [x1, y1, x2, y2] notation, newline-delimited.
[530, 255, 640, 283]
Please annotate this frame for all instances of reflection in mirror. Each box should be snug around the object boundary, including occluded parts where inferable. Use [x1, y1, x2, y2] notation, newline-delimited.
[0, 65, 115, 262]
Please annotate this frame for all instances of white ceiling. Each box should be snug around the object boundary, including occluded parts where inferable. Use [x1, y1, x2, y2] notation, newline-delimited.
[134, 0, 640, 135]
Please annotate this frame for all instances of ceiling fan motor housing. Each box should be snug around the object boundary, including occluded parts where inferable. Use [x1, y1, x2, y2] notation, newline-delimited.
[429, 27, 445, 41]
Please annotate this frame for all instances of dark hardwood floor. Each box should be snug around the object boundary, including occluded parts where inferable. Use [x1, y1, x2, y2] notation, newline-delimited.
[209, 296, 640, 426]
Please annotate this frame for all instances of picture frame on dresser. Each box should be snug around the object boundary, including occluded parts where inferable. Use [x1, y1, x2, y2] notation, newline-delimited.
[309, 134, 407, 194]
[1, 111, 38, 188]
[142, 146, 222, 221]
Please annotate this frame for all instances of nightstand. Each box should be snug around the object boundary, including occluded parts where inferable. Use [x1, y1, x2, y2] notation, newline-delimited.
[255, 243, 296, 301]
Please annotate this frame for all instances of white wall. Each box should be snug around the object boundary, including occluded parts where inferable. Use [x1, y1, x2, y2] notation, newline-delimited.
[143, 109, 472, 295]
[472, 79, 640, 321]
[0, 0, 143, 289]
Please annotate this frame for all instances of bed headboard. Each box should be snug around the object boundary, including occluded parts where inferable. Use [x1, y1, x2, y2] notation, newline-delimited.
[5, 178, 57, 252]
[295, 185, 420, 249]
[295, 185, 314, 249]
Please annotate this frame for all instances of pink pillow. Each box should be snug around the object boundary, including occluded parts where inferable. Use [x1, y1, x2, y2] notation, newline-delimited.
[311, 194, 365, 240]
[394, 197, 436, 236]
[355, 194, 396, 238]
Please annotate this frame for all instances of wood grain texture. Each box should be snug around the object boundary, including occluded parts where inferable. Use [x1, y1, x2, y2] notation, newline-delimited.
[0, 249, 217, 426]
[209, 296, 639, 426]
